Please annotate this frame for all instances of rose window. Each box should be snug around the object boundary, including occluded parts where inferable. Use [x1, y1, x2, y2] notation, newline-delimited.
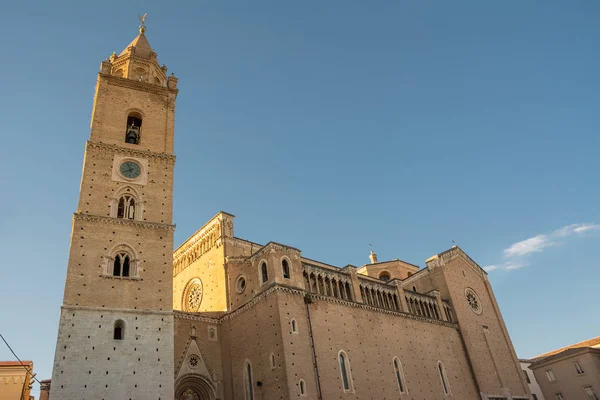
[188, 355, 200, 368]
[465, 288, 482, 315]
[183, 278, 203, 312]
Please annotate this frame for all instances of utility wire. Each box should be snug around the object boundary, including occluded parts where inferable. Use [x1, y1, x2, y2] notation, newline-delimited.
[0, 333, 42, 385]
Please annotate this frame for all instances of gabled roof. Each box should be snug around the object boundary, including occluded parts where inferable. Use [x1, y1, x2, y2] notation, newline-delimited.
[119, 32, 154, 59]
[532, 336, 600, 360]
[530, 347, 600, 367]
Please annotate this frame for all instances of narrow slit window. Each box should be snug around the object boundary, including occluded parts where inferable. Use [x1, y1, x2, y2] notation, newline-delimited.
[291, 319, 297, 333]
[438, 361, 450, 395]
[244, 361, 254, 400]
[338, 351, 353, 392]
[282, 259, 290, 279]
[584, 386, 599, 400]
[394, 357, 407, 394]
[122, 256, 130, 277]
[113, 255, 121, 276]
[260, 262, 268, 284]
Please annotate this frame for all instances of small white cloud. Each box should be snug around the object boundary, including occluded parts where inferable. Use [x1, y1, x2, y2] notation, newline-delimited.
[552, 223, 600, 237]
[503, 234, 552, 258]
[573, 224, 600, 234]
[483, 261, 529, 272]
[504, 261, 529, 271]
[486, 222, 599, 273]
[553, 224, 579, 237]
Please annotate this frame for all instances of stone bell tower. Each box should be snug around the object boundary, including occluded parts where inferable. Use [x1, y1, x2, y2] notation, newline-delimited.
[50, 18, 178, 399]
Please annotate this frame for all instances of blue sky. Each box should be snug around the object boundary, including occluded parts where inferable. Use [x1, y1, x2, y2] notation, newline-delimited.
[1, 0, 598, 392]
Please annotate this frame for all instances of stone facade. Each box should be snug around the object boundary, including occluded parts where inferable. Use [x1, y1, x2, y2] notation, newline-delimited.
[49, 24, 532, 400]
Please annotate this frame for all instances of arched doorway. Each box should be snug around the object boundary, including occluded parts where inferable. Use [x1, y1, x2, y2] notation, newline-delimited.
[175, 374, 216, 400]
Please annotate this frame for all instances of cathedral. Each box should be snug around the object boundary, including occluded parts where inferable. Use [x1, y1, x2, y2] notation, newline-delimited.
[49, 21, 532, 400]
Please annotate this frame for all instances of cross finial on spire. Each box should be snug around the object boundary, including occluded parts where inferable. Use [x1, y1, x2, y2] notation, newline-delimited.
[138, 13, 148, 33]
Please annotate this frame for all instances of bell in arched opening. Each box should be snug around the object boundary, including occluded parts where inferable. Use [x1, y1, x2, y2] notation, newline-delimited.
[125, 115, 142, 144]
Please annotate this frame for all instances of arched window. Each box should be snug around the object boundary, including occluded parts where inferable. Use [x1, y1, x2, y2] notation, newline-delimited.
[291, 319, 298, 334]
[379, 271, 391, 281]
[393, 357, 407, 394]
[260, 262, 268, 284]
[125, 114, 142, 144]
[338, 350, 353, 392]
[117, 195, 136, 219]
[282, 259, 290, 279]
[438, 361, 450, 395]
[113, 320, 124, 340]
[299, 379, 307, 396]
[243, 360, 254, 400]
[113, 253, 131, 277]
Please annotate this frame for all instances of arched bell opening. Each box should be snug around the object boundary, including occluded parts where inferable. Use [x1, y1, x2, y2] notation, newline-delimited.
[125, 113, 142, 144]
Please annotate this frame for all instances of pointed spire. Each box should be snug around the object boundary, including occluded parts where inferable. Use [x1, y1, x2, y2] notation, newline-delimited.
[118, 13, 155, 59]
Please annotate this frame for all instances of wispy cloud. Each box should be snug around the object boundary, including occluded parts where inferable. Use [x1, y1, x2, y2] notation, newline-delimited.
[483, 261, 529, 272]
[503, 234, 552, 257]
[485, 223, 598, 272]
[504, 261, 529, 271]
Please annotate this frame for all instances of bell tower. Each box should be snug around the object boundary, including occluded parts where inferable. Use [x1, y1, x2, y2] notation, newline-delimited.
[50, 18, 178, 400]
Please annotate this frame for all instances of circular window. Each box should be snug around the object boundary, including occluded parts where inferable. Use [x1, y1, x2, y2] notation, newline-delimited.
[235, 275, 247, 294]
[183, 278, 203, 312]
[465, 288, 482, 315]
[379, 271, 391, 281]
[188, 354, 200, 369]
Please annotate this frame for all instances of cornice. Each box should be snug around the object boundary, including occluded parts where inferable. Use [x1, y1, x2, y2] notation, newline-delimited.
[101, 73, 178, 96]
[173, 310, 221, 324]
[401, 268, 430, 286]
[247, 241, 301, 262]
[87, 141, 176, 163]
[173, 215, 224, 260]
[73, 212, 175, 231]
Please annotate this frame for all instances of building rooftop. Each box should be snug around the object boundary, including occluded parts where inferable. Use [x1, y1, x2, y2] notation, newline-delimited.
[0, 360, 32, 366]
[532, 336, 600, 360]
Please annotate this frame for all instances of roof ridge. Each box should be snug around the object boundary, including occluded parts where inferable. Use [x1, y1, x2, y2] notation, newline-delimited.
[532, 335, 600, 359]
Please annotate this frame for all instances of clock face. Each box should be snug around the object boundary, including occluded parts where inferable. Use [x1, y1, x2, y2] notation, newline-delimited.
[119, 161, 141, 179]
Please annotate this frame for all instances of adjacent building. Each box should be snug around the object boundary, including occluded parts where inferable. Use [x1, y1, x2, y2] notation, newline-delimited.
[520, 360, 545, 400]
[528, 337, 600, 400]
[49, 20, 533, 400]
[0, 361, 35, 400]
